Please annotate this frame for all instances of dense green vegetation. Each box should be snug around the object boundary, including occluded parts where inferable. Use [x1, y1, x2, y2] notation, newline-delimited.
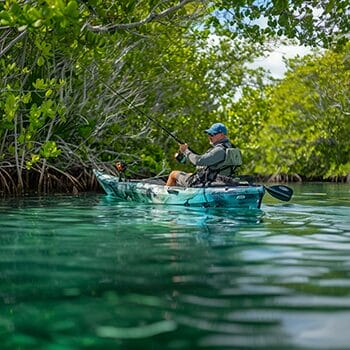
[229, 43, 350, 182]
[0, 0, 349, 195]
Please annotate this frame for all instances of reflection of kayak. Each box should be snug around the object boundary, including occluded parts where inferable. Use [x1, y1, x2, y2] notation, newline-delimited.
[93, 170, 265, 209]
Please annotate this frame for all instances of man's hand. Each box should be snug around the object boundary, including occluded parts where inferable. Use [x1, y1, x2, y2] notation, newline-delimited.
[179, 143, 188, 153]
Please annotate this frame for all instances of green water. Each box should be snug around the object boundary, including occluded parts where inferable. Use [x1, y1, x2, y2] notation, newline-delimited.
[0, 183, 350, 350]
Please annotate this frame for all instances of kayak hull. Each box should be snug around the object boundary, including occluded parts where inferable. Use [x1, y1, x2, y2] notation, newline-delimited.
[94, 170, 265, 209]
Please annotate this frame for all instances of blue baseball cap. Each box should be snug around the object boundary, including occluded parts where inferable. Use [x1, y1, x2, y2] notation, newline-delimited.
[204, 123, 227, 135]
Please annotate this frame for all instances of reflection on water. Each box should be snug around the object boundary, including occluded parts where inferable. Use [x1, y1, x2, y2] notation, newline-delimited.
[0, 183, 350, 349]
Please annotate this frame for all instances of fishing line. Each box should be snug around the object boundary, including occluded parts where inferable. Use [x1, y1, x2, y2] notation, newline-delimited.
[88, 67, 187, 145]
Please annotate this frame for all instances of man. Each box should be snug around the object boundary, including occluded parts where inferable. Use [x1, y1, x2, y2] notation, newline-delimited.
[166, 122, 242, 187]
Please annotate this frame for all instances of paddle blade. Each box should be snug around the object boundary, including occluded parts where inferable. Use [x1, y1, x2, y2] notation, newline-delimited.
[265, 185, 293, 202]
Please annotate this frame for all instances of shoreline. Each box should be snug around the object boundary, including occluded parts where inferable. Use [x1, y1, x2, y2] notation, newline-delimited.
[1, 167, 349, 197]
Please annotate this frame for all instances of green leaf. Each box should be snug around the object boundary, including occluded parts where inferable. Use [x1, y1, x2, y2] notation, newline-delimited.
[26, 154, 40, 170]
[325, 0, 334, 13]
[18, 24, 28, 31]
[32, 19, 42, 28]
[33, 79, 46, 89]
[22, 92, 32, 104]
[278, 13, 289, 26]
[37, 56, 45, 66]
[66, 0, 79, 18]
[40, 141, 61, 158]
[4, 93, 18, 121]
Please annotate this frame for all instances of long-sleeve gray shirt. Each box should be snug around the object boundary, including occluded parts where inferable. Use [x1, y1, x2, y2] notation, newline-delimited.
[183, 138, 231, 169]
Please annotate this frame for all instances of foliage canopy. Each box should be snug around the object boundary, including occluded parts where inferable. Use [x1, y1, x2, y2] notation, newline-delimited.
[209, 0, 350, 48]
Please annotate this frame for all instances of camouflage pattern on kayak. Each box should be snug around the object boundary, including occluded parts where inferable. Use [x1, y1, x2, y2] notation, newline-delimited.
[94, 170, 265, 209]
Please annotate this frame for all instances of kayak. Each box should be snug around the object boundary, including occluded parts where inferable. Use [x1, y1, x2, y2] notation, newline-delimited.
[93, 170, 265, 209]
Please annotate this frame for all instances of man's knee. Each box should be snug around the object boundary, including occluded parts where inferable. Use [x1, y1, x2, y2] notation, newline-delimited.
[166, 171, 179, 186]
[170, 171, 178, 179]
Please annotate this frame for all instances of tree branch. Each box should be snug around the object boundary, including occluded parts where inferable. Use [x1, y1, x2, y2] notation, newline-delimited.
[84, 0, 197, 33]
[0, 30, 27, 58]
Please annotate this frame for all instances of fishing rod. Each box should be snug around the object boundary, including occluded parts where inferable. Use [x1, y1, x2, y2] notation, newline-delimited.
[95, 75, 188, 147]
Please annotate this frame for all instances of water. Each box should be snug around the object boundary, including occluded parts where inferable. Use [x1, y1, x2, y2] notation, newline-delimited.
[0, 183, 349, 350]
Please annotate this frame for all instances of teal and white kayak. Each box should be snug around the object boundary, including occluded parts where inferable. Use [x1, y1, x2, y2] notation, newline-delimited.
[94, 170, 265, 209]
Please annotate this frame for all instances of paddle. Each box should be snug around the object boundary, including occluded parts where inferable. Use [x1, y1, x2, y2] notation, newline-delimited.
[264, 185, 293, 202]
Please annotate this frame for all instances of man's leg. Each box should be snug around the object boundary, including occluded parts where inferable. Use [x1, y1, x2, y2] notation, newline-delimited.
[166, 171, 179, 186]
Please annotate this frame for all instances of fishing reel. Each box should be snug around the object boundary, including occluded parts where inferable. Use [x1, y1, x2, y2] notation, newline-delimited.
[115, 160, 127, 182]
[174, 152, 186, 164]
[115, 161, 127, 172]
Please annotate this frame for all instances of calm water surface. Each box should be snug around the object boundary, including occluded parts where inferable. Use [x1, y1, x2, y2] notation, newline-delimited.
[0, 183, 350, 349]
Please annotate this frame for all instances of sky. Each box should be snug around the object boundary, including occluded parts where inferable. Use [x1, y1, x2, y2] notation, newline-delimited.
[207, 33, 313, 80]
[248, 44, 313, 78]
[211, 7, 317, 79]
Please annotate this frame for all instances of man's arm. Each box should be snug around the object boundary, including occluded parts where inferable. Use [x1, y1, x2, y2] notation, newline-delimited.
[183, 146, 225, 166]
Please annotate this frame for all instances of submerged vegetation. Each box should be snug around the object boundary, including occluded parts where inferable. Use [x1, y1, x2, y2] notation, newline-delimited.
[0, 0, 349, 195]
